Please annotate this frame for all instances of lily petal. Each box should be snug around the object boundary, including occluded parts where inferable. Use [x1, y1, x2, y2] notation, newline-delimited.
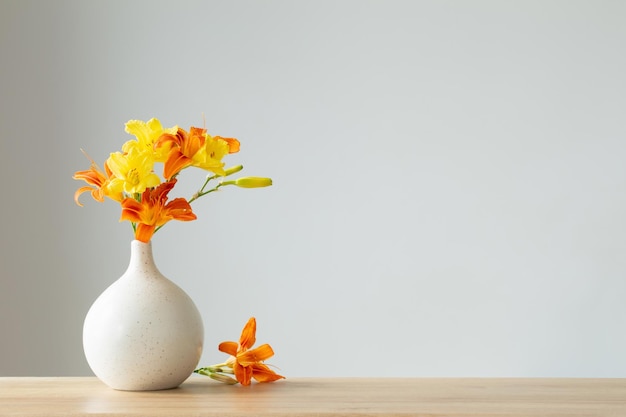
[164, 198, 197, 222]
[239, 317, 257, 350]
[251, 363, 285, 383]
[216, 136, 240, 154]
[74, 186, 95, 207]
[119, 198, 143, 223]
[163, 150, 192, 180]
[135, 223, 156, 243]
[234, 362, 253, 386]
[218, 341, 239, 357]
[237, 344, 275, 367]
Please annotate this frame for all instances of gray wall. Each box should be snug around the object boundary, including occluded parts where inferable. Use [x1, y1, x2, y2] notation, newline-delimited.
[1, 0, 625, 377]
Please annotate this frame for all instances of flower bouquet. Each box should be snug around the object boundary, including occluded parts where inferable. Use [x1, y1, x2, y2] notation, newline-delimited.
[74, 118, 272, 241]
[74, 118, 282, 390]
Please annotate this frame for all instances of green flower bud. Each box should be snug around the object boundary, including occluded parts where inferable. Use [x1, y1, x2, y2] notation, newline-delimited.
[234, 177, 273, 188]
[222, 177, 273, 188]
[224, 165, 244, 176]
[209, 372, 238, 385]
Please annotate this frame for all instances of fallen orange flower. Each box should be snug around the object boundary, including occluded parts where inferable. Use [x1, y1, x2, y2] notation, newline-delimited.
[217, 317, 284, 386]
[120, 179, 196, 243]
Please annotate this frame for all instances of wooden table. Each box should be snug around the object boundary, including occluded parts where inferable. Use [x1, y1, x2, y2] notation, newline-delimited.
[1, 377, 625, 416]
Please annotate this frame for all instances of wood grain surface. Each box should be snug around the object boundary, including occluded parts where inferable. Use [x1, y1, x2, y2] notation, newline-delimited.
[0, 377, 625, 416]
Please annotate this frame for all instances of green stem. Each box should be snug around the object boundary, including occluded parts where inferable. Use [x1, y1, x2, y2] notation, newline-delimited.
[188, 181, 224, 204]
[200, 174, 219, 194]
[188, 165, 242, 204]
[194, 363, 233, 374]
[194, 368, 214, 377]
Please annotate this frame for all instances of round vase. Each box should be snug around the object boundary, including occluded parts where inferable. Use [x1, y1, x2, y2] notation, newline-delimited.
[83, 240, 204, 391]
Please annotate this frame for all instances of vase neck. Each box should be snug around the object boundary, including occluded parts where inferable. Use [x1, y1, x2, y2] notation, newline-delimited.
[126, 240, 160, 277]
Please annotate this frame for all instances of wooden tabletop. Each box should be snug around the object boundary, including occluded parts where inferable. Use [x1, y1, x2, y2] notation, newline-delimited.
[1, 377, 625, 416]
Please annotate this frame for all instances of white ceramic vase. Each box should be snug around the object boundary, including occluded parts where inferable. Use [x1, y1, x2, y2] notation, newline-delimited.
[83, 240, 204, 391]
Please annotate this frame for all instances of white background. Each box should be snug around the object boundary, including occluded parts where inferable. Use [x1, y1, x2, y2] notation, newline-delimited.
[1, 0, 625, 377]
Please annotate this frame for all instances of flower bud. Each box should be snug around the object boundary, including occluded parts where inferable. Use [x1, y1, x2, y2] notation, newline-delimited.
[224, 165, 244, 176]
[210, 373, 239, 385]
[233, 177, 273, 188]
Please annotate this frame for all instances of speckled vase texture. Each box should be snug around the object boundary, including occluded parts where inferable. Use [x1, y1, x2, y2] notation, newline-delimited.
[83, 240, 204, 391]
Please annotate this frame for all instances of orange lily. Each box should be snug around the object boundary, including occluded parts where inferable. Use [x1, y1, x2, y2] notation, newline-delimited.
[156, 127, 200, 179]
[156, 126, 240, 180]
[120, 179, 196, 243]
[73, 154, 122, 206]
[218, 317, 284, 386]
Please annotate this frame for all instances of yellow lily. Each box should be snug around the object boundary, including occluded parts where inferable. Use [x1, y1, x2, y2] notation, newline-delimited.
[124, 118, 178, 162]
[106, 142, 161, 195]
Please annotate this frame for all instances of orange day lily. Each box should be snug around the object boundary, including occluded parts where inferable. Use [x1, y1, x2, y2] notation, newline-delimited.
[218, 317, 284, 386]
[73, 153, 122, 206]
[156, 126, 240, 180]
[120, 179, 196, 243]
